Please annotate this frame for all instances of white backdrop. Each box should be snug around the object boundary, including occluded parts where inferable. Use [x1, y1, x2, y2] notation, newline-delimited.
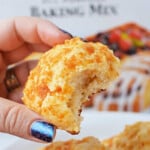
[0, 0, 150, 37]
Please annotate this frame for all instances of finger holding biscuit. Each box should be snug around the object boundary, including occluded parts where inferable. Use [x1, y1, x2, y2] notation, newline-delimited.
[0, 16, 72, 142]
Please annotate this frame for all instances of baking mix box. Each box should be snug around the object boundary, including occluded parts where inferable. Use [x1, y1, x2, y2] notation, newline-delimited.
[1, 0, 150, 112]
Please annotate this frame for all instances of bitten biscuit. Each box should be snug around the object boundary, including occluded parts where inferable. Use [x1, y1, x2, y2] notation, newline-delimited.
[22, 37, 120, 134]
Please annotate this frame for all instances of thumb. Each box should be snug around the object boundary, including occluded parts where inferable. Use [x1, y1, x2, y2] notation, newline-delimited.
[0, 97, 56, 143]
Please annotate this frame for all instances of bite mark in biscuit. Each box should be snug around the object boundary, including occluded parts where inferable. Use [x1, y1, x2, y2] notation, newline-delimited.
[22, 37, 120, 134]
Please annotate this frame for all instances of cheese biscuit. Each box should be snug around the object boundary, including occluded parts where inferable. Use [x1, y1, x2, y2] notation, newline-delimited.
[22, 37, 120, 134]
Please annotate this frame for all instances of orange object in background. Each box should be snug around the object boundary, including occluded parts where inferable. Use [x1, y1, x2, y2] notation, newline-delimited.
[86, 23, 150, 112]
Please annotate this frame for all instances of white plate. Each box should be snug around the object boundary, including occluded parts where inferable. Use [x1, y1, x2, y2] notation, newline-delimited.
[1, 110, 150, 150]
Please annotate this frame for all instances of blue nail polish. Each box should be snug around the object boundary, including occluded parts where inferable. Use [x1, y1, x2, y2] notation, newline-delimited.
[58, 28, 73, 37]
[30, 121, 55, 142]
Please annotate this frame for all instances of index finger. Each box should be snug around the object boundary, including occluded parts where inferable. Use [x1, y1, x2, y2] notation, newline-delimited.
[0, 16, 72, 51]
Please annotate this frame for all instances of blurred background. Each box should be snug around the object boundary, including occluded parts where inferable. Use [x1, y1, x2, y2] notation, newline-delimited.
[1, 0, 150, 113]
[0, 0, 150, 37]
[0, 0, 150, 149]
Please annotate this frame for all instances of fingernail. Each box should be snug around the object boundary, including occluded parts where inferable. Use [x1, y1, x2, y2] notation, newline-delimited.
[30, 121, 56, 142]
[80, 38, 88, 42]
[58, 28, 73, 37]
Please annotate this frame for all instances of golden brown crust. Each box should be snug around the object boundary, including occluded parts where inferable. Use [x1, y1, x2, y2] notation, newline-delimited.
[40, 121, 150, 150]
[40, 136, 107, 150]
[102, 122, 150, 150]
[22, 37, 120, 133]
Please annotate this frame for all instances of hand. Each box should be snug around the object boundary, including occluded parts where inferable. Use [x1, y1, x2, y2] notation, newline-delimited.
[0, 16, 72, 142]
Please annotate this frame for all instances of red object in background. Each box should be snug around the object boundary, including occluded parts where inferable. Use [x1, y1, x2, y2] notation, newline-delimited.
[119, 38, 132, 52]
[109, 30, 121, 43]
[129, 29, 142, 40]
[145, 41, 150, 47]
[86, 23, 150, 59]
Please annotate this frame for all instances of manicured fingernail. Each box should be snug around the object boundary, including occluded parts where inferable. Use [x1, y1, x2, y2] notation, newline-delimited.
[58, 28, 73, 37]
[30, 121, 56, 142]
[80, 38, 88, 42]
